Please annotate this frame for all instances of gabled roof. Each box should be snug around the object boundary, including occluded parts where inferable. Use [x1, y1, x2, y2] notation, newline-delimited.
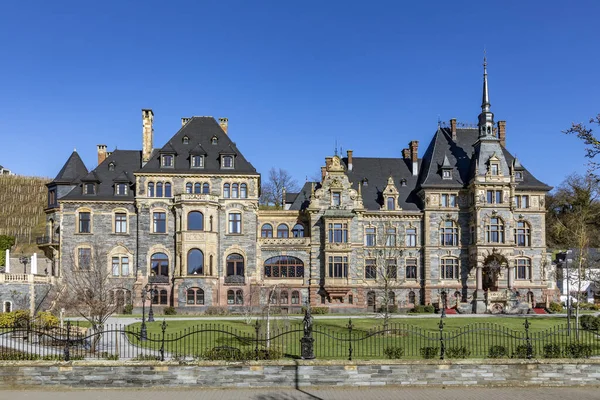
[288, 182, 316, 211]
[139, 117, 257, 175]
[51, 151, 88, 185]
[61, 150, 141, 201]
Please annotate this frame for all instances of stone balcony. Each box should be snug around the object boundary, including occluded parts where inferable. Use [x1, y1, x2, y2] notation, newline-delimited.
[174, 193, 220, 204]
[36, 235, 59, 246]
[224, 275, 245, 285]
[259, 237, 311, 247]
[0, 273, 51, 284]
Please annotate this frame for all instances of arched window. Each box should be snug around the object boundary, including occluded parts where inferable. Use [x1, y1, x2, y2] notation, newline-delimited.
[187, 211, 204, 231]
[408, 291, 416, 305]
[291, 291, 300, 304]
[148, 182, 154, 197]
[388, 291, 396, 305]
[3, 301, 12, 312]
[264, 256, 304, 278]
[515, 221, 531, 247]
[240, 183, 247, 198]
[186, 183, 193, 193]
[387, 197, 395, 210]
[152, 289, 168, 305]
[486, 217, 504, 243]
[261, 223, 273, 238]
[226, 253, 244, 277]
[280, 291, 289, 304]
[440, 258, 459, 280]
[227, 289, 243, 305]
[440, 220, 458, 246]
[156, 182, 163, 197]
[277, 224, 289, 238]
[292, 224, 305, 238]
[187, 249, 204, 275]
[232, 183, 239, 198]
[223, 183, 230, 198]
[151, 252, 169, 277]
[194, 183, 201, 194]
[165, 182, 172, 197]
[203, 183, 210, 194]
[187, 287, 204, 305]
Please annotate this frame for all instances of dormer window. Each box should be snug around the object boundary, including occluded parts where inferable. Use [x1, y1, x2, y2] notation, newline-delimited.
[191, 155, 203, 168]
[332, 192, 341, 206]
[108, 162, 115, 171]
[221, 155, 233, 169]
[400, 179, 407, 187]
[362, 178, 368, 186]
[211, 136, 218, 145]
[491, 164, 499, 176]
[515, 171, 523, 181]
[442, 170, 451, 179]
[115, 183, 128, 195]
[387, 197, 395, 210]
[182, 136, 189, 144]
[161, 155, 174, 168]
[84, 183, 96, 195]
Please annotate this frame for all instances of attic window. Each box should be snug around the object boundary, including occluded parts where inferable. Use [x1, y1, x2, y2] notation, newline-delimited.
[490, 164, 499, 176]
[362, 178, 368, 186]
[161, 155, 174, 168]
[515, 171, 523, 181]
[191, 155, 204, 168]
[108, 162, 115, 171]
[442, 170, 451, 179]
[400, 179, 407, 187]
[211, 136, 218, 145]
[182, 136, 189, 144]
[84, 183, 96, 195]
[115, 183, 128, 196]
[221, 155, 234, 169]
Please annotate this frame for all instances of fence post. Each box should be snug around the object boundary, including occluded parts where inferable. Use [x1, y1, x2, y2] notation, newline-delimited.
[347, 318, 353, 361]
[64, 320, 71, 362]
[160, 320, 167, 361]
[524, 319, 532, 359]
[254, 319, 260, 361]
[439, 317, 445, 360]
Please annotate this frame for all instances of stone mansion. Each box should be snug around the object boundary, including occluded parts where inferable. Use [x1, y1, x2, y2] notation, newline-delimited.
[36, 64, 555, 314]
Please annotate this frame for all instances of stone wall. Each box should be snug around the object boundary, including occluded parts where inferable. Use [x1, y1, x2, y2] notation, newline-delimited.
[1, 360, 599, 388]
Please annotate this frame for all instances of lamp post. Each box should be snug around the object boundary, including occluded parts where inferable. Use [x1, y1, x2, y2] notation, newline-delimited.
[19, 256, 29, 274]
[440, 290, 447, 318]
[140, 286, 148, 341]
[147, 283, 155, 323]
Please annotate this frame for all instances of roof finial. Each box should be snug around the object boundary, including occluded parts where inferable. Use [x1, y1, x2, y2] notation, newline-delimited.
[334, 139, 338, 156]
[482, 49, 490, 112]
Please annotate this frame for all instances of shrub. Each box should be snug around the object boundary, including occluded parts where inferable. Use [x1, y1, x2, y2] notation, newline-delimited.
[163, 306, 177, 315]
[580, 315, 595, 330]
[0, 310, 31, 328]
[383, 346, 405, 359]
[543, 344, 562, 358]
[410, 305, 435, 314]
[35, 311, 58, 329]
[512, 344, 535, 359]
[252, 346, 283, 360]
[548, 302, 563, 313]
[203, 346, 244, 361]
[488, 345, 508, 358]
[132, 354, 161, 361]
[102, 353, 119, 361]
[307, 307, 329, 315]
[592, 316, 600, 331]
[122, 304, 133, 315]
[423, 304, 435, 313]
[565, 342, 593, 358]
[378, 305, 399, 314]
[446, 346, 470, 359]
[420, 346, 439, 359]
[205, 306, 229, 316]
[0, 350, 40, 361]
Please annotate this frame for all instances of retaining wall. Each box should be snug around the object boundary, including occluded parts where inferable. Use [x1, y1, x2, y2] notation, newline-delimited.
[1, 359, 599, 388]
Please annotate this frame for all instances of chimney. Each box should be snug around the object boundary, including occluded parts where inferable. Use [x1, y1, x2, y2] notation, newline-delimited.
[450, 118, 457, 141]
[97, 144, 107, 165]
[347, 150, 353, 171]
[325, 157, 333, 170]
[321, 166, 327, 181]
[409, 140, 419, 176]
[219, 117, 228, 135]
[402, 148, 410, 159]
[181, 117, 191, 126]
[282, 187, 286, 209]
[142, 109, 154, 166]
[497, 120, 506, 147]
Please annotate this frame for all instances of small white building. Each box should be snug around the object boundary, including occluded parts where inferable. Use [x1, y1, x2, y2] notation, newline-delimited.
[555, 249, 600, 304]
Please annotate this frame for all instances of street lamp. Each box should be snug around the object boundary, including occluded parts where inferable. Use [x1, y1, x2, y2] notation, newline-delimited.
[140, 283, 156, 341]
[147, 283, 155, 323]
[19, 256, 29, 274]
[440, 290, 447, 318]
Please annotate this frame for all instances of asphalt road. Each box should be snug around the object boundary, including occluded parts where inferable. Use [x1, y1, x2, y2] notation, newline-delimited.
[2, 387, 600, 400]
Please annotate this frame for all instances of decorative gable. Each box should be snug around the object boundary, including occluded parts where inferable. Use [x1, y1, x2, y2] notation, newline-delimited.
[382, 176, 401, 211]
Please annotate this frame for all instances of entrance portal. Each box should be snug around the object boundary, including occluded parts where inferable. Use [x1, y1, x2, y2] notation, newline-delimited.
[482, 256, 506, 292]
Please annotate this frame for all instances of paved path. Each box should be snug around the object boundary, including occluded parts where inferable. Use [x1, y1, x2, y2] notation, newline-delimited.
[3, 387, 600, 400]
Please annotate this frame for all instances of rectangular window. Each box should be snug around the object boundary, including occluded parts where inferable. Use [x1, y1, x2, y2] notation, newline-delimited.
[405, 228, 417, 247]
[48, 190, 56, 206]
[386, 259, 397, 279]
[222, 156, 233, 168]
[328, 256, 348, 278]
[491, 164, 499, 175]
[162, 155, 173, 167]
[84, 183, 95, 195]
[365, 227, 376, 247]
[111, 256, 129, 276]
[79, 212, 91, 233]
[387, 197, 395, 210]
[516, 259, 531, 280]
[365, 259, 376, 279]
[441, 194, 457, 207]
[328, 223, 348, 243]
[514, 195, 529, 209]
[78, 248, 91, 270]
[115, 183, 127, 195]
[153, 212, 166, 233]
[115, 213, 127, 233]
[486, 190, 503, 204]
[385, 228, 396, 247]
[495, 190, 502, 204]
[470, 226, 476, 244]
[229, 212, 241, 234]
[332, 192, 341, 206]
[441, 258, 459, 280]
[191, 155, 203, 168]
[405, 258, 417, 279]
[442, 170, 451, 179]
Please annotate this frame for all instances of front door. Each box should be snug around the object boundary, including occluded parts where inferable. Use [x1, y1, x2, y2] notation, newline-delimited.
[482, 266, 498, 291]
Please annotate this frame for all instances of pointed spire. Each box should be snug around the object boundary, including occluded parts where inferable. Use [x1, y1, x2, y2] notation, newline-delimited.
[482, 53, 490, 113]
[442, 154, 451, 168]
[477, 51, 495, 139]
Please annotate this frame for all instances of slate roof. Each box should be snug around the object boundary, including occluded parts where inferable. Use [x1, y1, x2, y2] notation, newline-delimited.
[51, 151, 89, 185]
[61, 150, 141, 201]
[419, 127, 551, 191]
[288, 182, 316, 211]
[139, 117, 258, 175]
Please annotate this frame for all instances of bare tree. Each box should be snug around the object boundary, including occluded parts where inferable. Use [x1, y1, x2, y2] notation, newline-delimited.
[260, 168, 300, 209]
[564, 113, 600, 171]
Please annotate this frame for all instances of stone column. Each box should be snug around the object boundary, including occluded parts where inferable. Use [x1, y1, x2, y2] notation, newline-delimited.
[5, 249, 9, 273]
[476, 266, 483, 291]
[508, 265, 514, 289]
[475, 265, 487, 314]
[31, 253, 38, 275]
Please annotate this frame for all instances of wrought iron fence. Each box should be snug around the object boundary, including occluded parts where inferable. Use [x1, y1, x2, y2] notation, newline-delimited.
[1, 318, 599, 362]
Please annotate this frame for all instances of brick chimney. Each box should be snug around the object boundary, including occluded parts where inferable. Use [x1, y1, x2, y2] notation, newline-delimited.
[97, 144, 107, 165]
[321, 166, 327, 181]
[497, 120, 506, 147]
[450, 118, 457, 141]
[347, 150, 353, 171]
[181, 117, 191, 126]
[219, 117, 228, 135]
[409, 140, 419, 176]
[142, 109, 154, 166]
[402, 148, 411, 159]
[325, 157, 333, 170]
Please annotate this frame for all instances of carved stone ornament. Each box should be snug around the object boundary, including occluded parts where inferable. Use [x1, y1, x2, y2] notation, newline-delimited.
[328, 155, 344, 172]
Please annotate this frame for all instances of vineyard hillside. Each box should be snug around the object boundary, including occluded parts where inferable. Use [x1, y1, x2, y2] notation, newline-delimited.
[0, 174, 50, 254]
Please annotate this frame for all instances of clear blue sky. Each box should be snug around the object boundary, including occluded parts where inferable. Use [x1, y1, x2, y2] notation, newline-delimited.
[1, 1, 599, 190]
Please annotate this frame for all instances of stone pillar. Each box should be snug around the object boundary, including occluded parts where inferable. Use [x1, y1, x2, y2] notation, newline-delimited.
[475, 265, 487, 314]
[31, 253, 38, 275]
[508, 265, 514, 289]
[476, 266, 482, 291]
[5, 249, 9, 273]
